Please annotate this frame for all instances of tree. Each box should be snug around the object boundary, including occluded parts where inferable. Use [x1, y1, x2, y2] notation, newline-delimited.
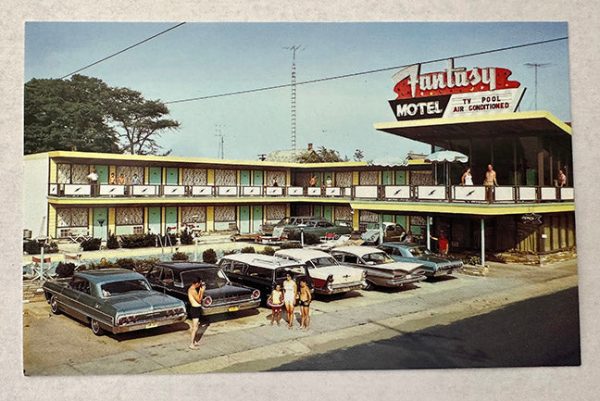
[24, 75, 120, 154]
[24, 74, 180, 155]
[107, 87, 180, 155]
[296, 145, 347, 163]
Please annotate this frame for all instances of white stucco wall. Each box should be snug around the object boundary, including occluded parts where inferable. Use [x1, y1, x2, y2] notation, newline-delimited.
[24, 155, 49, 237]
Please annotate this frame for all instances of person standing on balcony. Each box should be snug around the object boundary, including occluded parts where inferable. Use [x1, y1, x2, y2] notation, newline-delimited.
[109, 172, 116, 185]
[271, 177, 279, 187]
[483, 164, 498, 202]
[461, 167, 473, 186]
[87, 168, 98, 196]
[132, 173, 141, 185]
[309, 174, 317, 187]
[117, 173, 126, 185]
[557, 169, 567, 187]
[325, 176, 333, 187]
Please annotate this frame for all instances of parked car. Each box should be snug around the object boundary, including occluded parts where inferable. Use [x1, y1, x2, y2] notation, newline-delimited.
[361, 222, 406, 244]
[274, 248, 366, 295]
[260, 216, 317, 235]
[42, 268, 187, 336]
[144, 262, 261, 316]
[281, 217, 353, 239]
[217, 254, 313, 302]
[377, 242, 463, 277]
[329, 246, 426, 290]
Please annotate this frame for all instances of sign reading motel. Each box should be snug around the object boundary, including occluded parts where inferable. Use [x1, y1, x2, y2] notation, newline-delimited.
[389, 60, 526, 121]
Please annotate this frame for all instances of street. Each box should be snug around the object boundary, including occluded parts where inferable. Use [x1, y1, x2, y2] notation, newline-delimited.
[23, 259, 579, 374]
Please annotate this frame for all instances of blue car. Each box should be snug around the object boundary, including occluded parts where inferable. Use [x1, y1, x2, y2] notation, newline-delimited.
[377, 242, 463, 277]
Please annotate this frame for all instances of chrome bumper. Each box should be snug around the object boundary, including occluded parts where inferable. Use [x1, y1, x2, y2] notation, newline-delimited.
[112, 314, 187, 334]
[376, 274, 427, 287]
[315, 282, 364, 295]
[201, 299, 261, 316]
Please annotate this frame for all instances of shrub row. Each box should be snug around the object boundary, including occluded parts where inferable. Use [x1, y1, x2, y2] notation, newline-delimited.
[23, 240, 59, 255]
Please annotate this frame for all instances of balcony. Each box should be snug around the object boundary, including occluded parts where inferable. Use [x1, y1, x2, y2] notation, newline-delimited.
[48, 183, 575, 204]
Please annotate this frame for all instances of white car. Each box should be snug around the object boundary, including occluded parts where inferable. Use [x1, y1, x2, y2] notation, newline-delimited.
[274, 248, 366, 295]
[329, 246, 426, 290]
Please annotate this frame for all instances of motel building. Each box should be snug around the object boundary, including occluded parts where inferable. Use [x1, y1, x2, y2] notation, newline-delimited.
[23, 62, 575, 265]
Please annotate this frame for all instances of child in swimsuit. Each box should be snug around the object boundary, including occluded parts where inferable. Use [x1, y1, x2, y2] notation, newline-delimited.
[283, 274, 297, 328]
[268, 284, 284, 326]
[299, 280, 312, 329]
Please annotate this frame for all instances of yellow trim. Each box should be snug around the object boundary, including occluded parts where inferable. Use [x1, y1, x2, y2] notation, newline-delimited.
[407, 160, 429, 166]
[35, 150, 368, 169]
[178, 168, 183, 185]
[108, 208, 116, 235]
[162, 168, 166, 185]
[349, 201, 575, 216]
[374, 110, 572, 136]
[286, 203, 291, 217]
[236, 170, 241, 185]
[352, 209, 360, 231]
[207, 169, 215, 185]
[206, 206, 215, 232]
[49, 159, 57, 184]
[144, 167, 149, 185]
[352, 171, 359, 186]
[161, 207, 166, 235]
[48, 204, 57, 239]
[109, 165, 116, 179]
[286, 170, 291, 186]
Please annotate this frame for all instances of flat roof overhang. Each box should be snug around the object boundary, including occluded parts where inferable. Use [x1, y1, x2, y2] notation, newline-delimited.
[374, 111, 572, 147]
[48, 196, 574, 216]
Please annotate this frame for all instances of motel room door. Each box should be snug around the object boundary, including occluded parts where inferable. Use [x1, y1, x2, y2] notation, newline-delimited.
[92, 208, 108, 240]
[252, 171, 264, 186]
[323, 205, 333, 222]
[148, 207, 161, 235]
[166, 168, 178, 185]
[94, 165, 109, 184]
[252, 205, 263, 233]
[165, 207, 178, 232]
[148, 167, 162, 185]
[239, 206, 251, 234]
[240, 170, 251, 186]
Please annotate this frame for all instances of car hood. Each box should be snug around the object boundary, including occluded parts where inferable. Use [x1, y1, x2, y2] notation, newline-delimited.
[309, 265, 363, 283]
[415, 254, 463, 266]
[204, 284, 254, 299]
[106, 290, 184, 313]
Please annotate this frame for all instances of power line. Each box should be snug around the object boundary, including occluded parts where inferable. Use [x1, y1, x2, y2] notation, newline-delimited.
[59, 22, 186, 80]
[165, 36, 567, 105]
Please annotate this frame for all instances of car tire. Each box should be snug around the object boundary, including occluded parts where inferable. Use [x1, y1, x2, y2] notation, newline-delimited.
[50, 295, 61, 315]
[90, 318, 104, 336]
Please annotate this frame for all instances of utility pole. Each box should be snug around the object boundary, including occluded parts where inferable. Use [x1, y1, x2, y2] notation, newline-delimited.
[524, 62, 551, 110]
[284, 45, 303, 150]
[215, 124, 225, 159]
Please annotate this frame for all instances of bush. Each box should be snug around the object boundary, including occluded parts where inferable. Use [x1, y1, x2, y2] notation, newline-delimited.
[222, 249, 238, 256]
[180, 229, 194, 245]
[106, 232, 120, 249]
[172, 252, 189, 261]
[202, 248, 218, 264]
[260, 246, 275, 256]
[240, 246, 256, 254]
[133, 257, 160, 274]
[120, 234, 156, 249]
[287, 231, 320, 245]
[23, 240, 59, 255]
[55, 262, 76, 278]
[279, 241, 303, 249]
[80, 237, 102, 251]
[115, 258, 136, 270]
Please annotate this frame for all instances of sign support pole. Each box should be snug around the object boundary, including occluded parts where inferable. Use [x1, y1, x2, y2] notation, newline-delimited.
[426, 216, 431, 250]
[481, 218, 486, 267]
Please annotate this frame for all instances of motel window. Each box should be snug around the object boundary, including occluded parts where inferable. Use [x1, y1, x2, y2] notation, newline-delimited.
[116, 207, 144, 226]
[56, 208, 88, 228]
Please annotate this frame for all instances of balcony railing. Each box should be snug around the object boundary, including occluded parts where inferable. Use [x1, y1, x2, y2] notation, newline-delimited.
[48, 183, 575, 204]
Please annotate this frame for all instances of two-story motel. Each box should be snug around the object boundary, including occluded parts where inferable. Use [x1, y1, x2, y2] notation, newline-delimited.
[23, 63, 576, 262]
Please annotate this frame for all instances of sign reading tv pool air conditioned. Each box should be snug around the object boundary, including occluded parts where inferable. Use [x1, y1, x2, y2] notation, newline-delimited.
[389, 60, 525, 121]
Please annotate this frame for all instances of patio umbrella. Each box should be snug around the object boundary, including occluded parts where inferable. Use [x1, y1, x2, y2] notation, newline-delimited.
[425, 150, 469, 186]
[367, 156, 409, 167]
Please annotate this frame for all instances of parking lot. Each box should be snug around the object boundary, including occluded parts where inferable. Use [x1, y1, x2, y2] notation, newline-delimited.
[23, 258, 578, 374]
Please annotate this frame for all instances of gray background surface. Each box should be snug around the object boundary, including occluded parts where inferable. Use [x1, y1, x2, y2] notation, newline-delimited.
[1, 1, 598, 400]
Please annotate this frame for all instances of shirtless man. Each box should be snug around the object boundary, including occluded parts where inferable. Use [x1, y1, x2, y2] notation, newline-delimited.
[187, 278, 205, 349]
[483, 164, 498, 202]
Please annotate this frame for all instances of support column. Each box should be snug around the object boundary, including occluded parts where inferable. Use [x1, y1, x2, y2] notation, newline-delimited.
[481, 218, 486, 266]
[378, 213, 384, 245]
[426, 215, 431, 250]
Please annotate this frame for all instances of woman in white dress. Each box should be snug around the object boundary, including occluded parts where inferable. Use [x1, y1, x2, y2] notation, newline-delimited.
[282, 273, 297, 329]
[461, 167, 474, 186]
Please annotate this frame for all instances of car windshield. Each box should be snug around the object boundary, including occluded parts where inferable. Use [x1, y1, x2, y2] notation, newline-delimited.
[180, 268, 230, 289]
[309, 257, 338, 268]
[362, 252, 394, 264]
[100, 279, 151, 297]
[409, 246, 433, 257]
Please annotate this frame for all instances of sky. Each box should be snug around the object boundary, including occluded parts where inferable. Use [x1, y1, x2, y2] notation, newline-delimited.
[24, 22, 571, 161]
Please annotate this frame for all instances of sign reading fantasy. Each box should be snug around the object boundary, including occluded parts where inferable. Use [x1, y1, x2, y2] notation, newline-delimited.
[389, 60, 526, 121]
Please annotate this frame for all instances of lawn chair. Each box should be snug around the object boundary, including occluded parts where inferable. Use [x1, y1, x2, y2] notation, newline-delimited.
[256, 225, 286, 245]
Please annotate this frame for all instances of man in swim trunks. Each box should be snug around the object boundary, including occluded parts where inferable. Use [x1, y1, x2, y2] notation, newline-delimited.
[187, 278, 205, 349]
[483, 164, 498, 202]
